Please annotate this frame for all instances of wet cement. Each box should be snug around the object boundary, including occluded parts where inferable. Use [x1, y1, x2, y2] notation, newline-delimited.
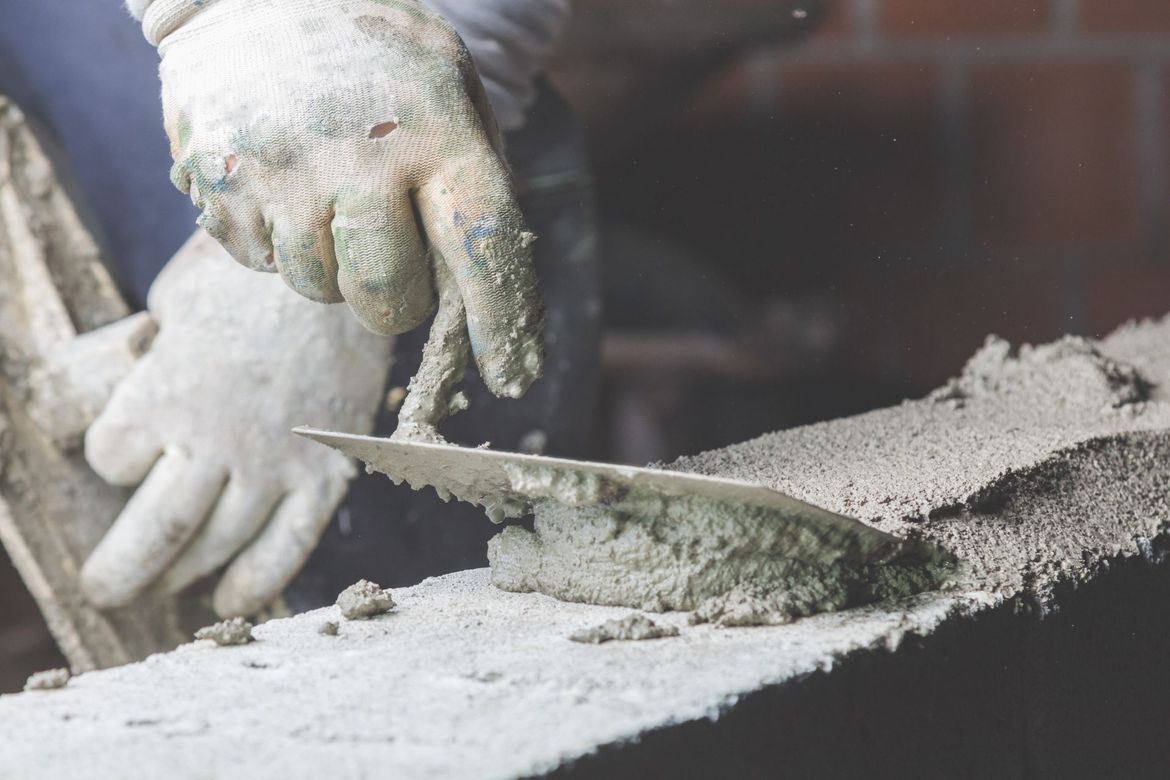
[568, 614, 679, 644]
[493, 321, 1170, 616]
[22, 668, 69, 692]
[3, 320, 1170, 775]
[334, 580, 396, 620]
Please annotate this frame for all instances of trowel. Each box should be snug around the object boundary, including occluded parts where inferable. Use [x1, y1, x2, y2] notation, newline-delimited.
[295, 426, 936, 565]
[296, 261, 937, 567]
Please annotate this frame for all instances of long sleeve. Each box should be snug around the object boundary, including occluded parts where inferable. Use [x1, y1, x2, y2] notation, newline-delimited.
[127, 0, 571, 132]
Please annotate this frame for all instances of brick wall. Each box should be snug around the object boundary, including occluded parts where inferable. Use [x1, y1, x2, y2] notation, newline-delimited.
[555, 0, 1170, 389]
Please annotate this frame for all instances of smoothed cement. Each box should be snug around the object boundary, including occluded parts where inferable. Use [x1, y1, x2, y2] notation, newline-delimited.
[492, 322, 1170, 614]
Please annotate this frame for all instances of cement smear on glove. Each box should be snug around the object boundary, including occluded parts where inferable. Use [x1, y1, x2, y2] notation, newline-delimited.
[569, 614, 680, 644]
[491, 321, 1170, 622]
[23, 668, 70, 692]
[336, 580, 396, 620]
[195, 617, 255, 646]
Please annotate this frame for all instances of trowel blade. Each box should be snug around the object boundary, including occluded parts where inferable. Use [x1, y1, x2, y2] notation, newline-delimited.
[295, 428, 938, 564]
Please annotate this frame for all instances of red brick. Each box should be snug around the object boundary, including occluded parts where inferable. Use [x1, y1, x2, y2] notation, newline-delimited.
[1080, 0, 1170, 33]
[880, 0, 1050, 36]
[970, 63, 1142, 248]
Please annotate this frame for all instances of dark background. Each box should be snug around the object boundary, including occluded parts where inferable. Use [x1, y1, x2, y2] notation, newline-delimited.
[5, 0, 1170, 692]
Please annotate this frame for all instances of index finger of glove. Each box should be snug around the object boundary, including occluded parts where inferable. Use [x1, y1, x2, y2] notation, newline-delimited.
[81, 448, 226, 609]
[416, 148, 544, 399]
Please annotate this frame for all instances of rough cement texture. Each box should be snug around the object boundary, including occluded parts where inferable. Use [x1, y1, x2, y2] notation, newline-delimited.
[492, 323, 1170, 614]
[568, 614, 680, 644]
[0, 569, 980, 780]
[335, 580, 396, 620]
[304, 428, 949, 627]
[393, 262, 472, 444]
[22, 668, 70, 692]
[194, 618, 255, 647]
[3, 320, 1170, 776]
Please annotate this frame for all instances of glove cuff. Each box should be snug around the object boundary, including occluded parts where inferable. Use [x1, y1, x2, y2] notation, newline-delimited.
[142, 0, 220, 46]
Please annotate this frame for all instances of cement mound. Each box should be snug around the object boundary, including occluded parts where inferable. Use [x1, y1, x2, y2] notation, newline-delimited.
[498, 318, 1170, 612]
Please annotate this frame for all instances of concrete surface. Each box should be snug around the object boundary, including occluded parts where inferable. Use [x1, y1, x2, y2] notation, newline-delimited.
[0, 569, 981, 779]
[5, 318, 1170, 777]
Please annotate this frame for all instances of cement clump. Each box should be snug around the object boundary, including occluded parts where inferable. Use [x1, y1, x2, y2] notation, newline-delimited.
[23, 668, 70, 692]
[336, 580, 396, 620]
[491, 319, 1170, 622]
[194, 617, 255, 646]
[569, 614, 679, 644]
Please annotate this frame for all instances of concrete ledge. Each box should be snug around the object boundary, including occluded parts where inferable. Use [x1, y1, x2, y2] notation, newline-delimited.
[551, 547, 1170, 778]
[5, 319, 1170, 776]
[0, 569, 983, 779]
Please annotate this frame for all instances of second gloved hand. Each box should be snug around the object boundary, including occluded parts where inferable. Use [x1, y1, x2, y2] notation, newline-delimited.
[152, 0, 544, 399]
[80, 231, 394, 618]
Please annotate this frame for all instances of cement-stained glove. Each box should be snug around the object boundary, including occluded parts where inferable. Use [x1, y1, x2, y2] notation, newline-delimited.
[136, 0, 554, 399]
[80, 231, 393, 618]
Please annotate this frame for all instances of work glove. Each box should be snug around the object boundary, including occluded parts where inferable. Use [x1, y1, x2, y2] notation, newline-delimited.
[80, 231, 393, 618]
[139, 0, 549, 399]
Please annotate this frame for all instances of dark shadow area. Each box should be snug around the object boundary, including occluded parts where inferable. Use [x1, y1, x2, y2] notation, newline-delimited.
[0, 548, 66, 694]
[545, 550, 1170, 779]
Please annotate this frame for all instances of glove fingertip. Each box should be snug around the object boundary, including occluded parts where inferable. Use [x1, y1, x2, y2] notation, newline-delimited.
[211, 582, 260, 621]
[84, 417, 159, 488]
[79, 554, 134, 610]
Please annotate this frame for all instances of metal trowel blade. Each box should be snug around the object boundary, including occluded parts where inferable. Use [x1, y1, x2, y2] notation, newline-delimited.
[294, 427, 944, 564]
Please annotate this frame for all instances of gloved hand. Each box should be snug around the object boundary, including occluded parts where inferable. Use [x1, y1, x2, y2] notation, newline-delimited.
[142, 0, 545, 399]
[80, 231, 393, 618]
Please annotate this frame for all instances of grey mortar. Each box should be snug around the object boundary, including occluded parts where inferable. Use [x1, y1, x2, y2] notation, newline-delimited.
[22, 668, 70, 692]
[0, 570, 979, 779]
[194, 618, 255, 647]
[491, 320, 1170, 618]
[568, 614, 680, 644]
[3, 320, 1170, 777]
[336, 580, 396, 620]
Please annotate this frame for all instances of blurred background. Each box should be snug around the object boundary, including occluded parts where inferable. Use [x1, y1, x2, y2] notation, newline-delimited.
[558, 0, 1170, 463]
[4, 0, 1170, 689]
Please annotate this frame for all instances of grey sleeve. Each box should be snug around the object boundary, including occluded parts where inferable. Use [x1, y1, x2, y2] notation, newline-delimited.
[422, 0, 572, 131]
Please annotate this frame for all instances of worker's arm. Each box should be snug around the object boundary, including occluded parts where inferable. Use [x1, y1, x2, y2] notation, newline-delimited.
[125, 0, 570, 397]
